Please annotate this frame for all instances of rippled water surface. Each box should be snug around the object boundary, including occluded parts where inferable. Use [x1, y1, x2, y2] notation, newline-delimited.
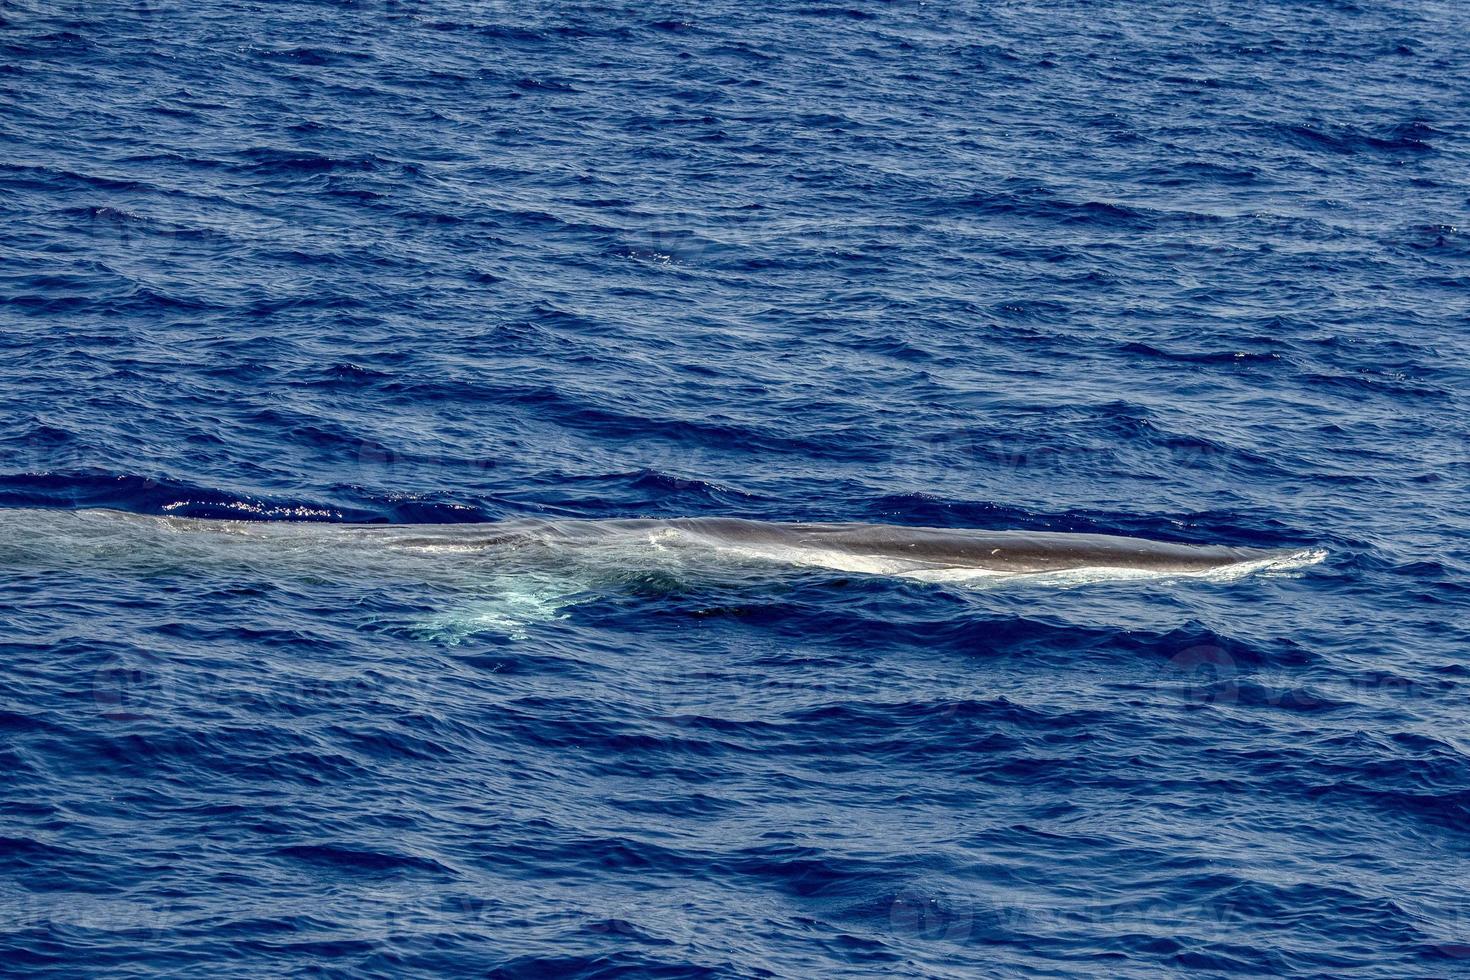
[2, 0, 1469, 974]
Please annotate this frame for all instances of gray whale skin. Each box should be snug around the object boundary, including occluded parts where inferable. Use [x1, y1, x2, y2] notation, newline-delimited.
[387, 516, 1310, 576]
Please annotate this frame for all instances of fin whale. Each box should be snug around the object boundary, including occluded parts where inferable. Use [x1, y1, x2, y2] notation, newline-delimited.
[574, 518, 1301, 575]
[0, 509, 1324, 641]
[380, 516, 1317, 578]
[0, 509, 1321, 583]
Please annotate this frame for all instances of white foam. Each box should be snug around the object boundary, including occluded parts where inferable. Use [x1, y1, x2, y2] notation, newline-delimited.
[410, 575, 589, 642]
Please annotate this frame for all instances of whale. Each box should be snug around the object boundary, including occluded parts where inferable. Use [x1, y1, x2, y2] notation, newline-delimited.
[0, 508, 1322, 583]
[0, 508, 1324, 640]
[374, 517, 1319, 579]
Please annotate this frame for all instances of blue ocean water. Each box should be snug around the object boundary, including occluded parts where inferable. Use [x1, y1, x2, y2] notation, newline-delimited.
[2, 0, 1469, 973]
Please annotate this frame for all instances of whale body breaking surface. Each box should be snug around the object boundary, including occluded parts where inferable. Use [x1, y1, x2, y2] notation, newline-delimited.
[0, 508, 1326, 640]
[0, 508, 1325, 585]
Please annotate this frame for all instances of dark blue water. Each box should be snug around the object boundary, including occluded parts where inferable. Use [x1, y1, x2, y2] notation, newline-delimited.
[3, 0, 1469, 974]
